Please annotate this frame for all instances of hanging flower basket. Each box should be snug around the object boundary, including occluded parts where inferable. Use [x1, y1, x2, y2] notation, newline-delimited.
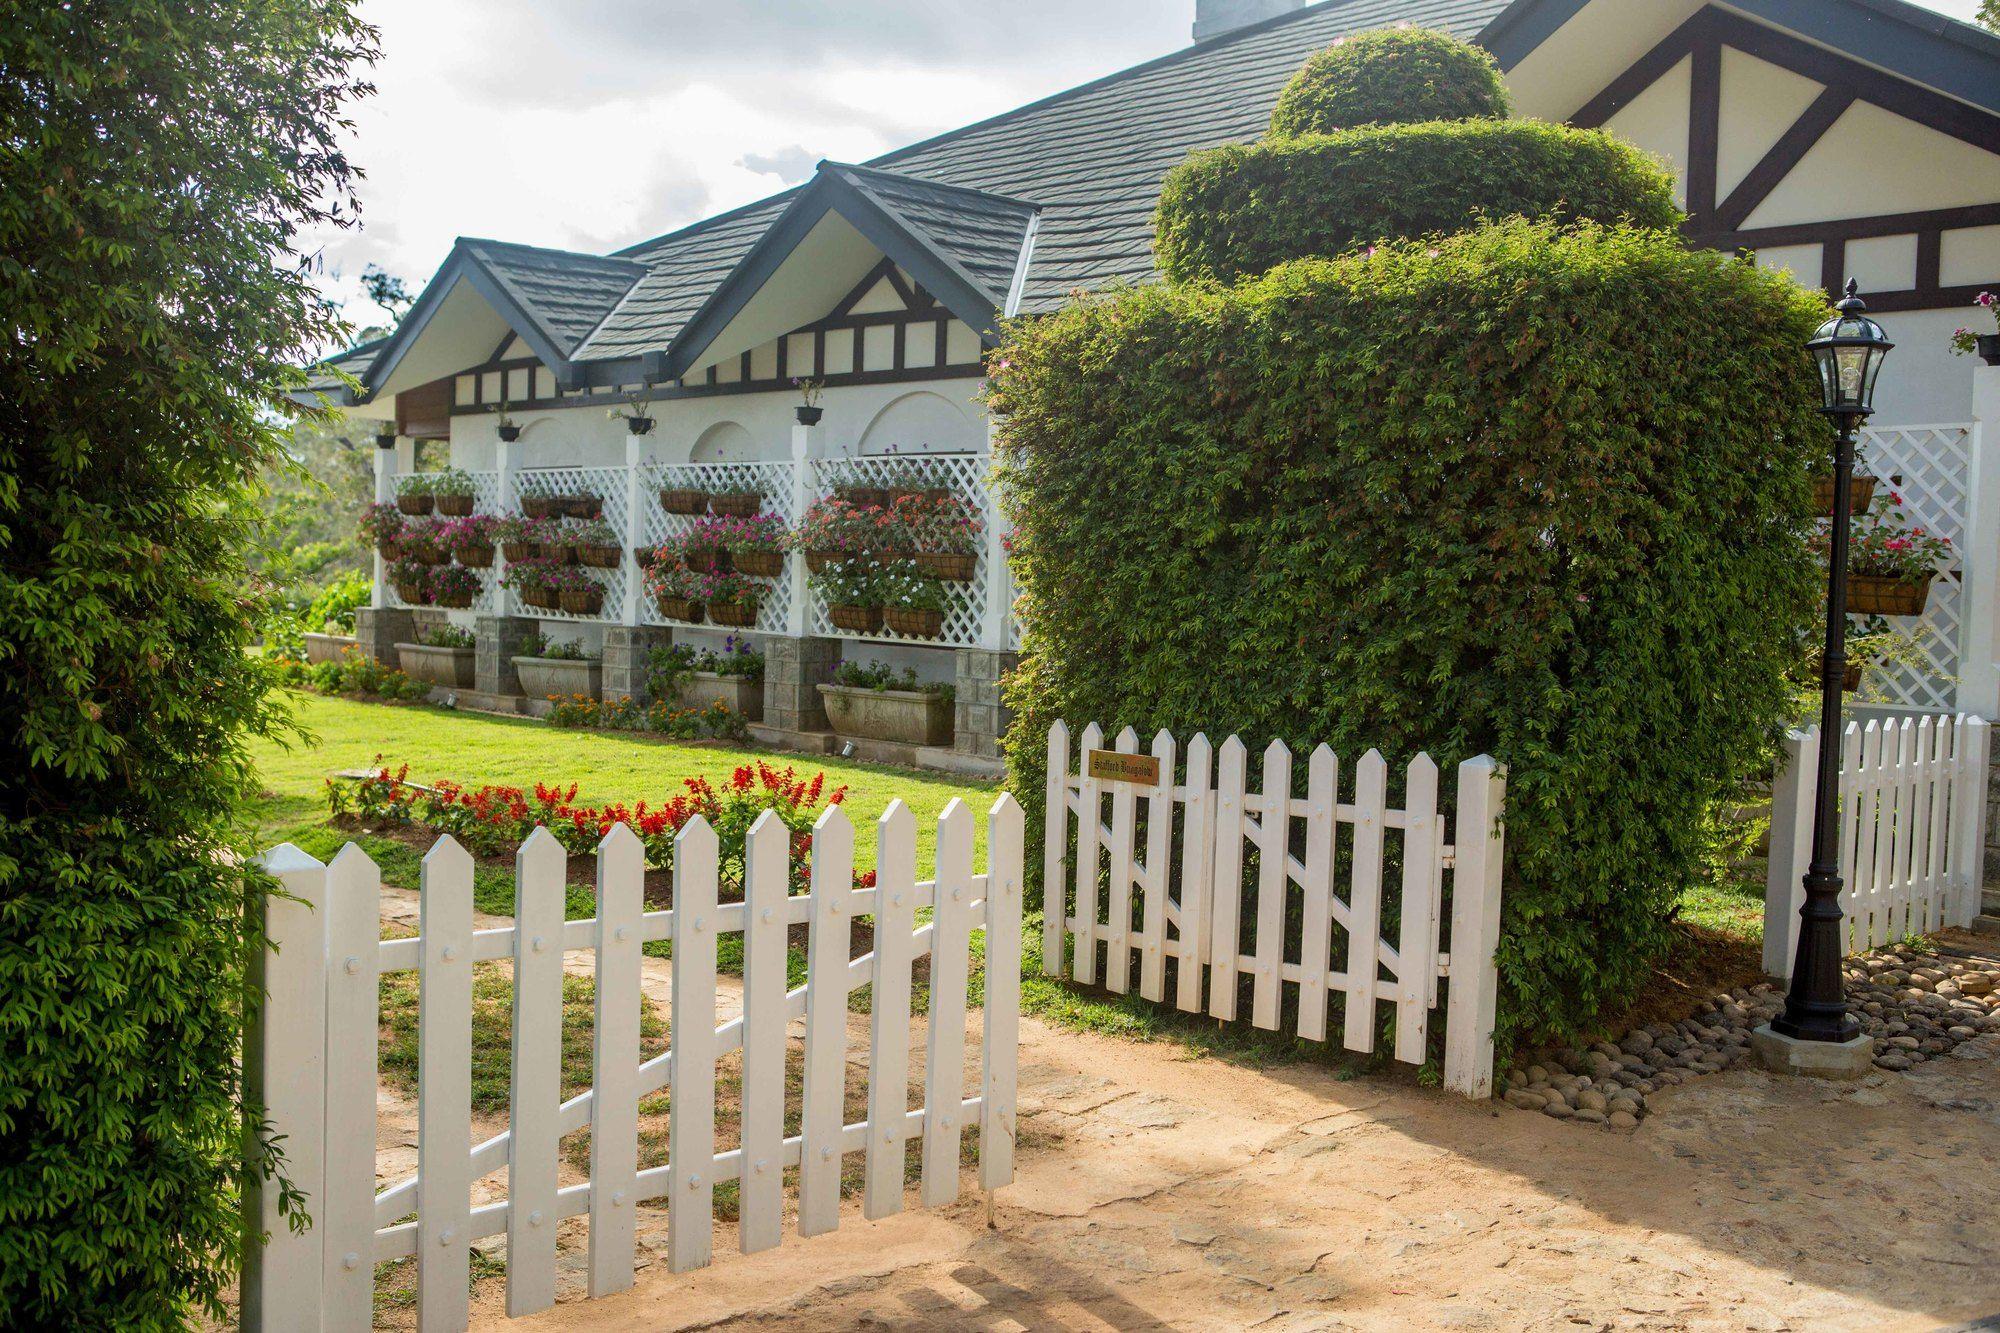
[457, 544, 495, 569]
[656, 595, 704, 623]
[393, 578, 427, 604]
[634, 546, 659, 569]
[434, 587, 476, 610]
[709, 492, 761, 519]
[521, 496, 559, 520]
[734, 550, 783, 578]
[502, 540, 536, 562]
[829, 604, 884, 634]
[375, 539, 401, 560]
[563, 494, 603, 520]
[578, 543, 622, 570]
[435, 494, 475, 518]
[885, 607, 945, 639]
[538, 541, 576, 565]
[913, 552, 976, 581]
[396, 494, 434, 517]
[559, 587, 605, 616]
[1811, 474, 1877, 517]
[806, 550, 846, 574]
[414, 547, 452, 568]
[709, 600, 759, 628]
[835, 485, 890, 509]
[660, 488, 708, 515]
[1848, 573, 1933, 617]
[686, 549, 732, 574]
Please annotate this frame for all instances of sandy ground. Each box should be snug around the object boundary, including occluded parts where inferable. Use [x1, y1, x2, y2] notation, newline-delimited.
[367, 887, 2000, 1331]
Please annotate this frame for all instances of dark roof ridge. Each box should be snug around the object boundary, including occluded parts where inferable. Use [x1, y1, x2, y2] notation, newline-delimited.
[459, 235, 646, 271]
[825, 160, 1045, 212]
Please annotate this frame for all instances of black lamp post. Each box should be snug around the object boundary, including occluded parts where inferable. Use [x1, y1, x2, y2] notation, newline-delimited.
[1774, 280, 1894, 1044]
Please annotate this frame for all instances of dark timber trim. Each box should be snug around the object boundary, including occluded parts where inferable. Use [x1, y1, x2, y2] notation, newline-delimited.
[1713, 85, 1858, 233]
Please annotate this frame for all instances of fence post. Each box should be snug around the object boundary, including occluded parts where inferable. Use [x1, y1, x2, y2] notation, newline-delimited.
[1442, 757, 1505, 1100]
[1958, 367, 2000, 719]
[244, 844, 328, 1331]
[786, 421, 816, 636]
[1040, 721, 1070, 977]
[1954, 715, 1993, 926]
[1764, 727, 1818, 980]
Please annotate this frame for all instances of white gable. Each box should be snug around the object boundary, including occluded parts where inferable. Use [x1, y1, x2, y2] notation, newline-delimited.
[1747, 102, 2000, 229]
[1603, 56, 1691, 207]
[1715, 48, 1824, 202]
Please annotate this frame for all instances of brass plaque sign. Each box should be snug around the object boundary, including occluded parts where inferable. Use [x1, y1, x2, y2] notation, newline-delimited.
[1087, 750, 1161, 786]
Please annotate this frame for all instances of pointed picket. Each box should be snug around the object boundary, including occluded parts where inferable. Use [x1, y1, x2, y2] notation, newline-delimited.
[1208, 735, 1248, 1022]
[1042, 721, 1071, 977]
[1343, 751, 1388, 1053]
[669, 818, 719, 1273]
[865, 803, 918, 1220]
[737, 813, 789, 1255]
[1139, 730, 1177, 1002]
[588, 823, 644, 1298]
[1251, 739, 1292, 1031]
[1922, 716, 1951, 931]
[921, 801, 975, 1207]
[981, 795, 1024, 1190]
[418, 836, 474, 1331]
[1174, 733, 1214, 1014]
[1296, 745, 1337, 1043]
[1891, 719, 1919, 944]
[1394, 755, 1441, 1064]
[506, 827, 566, 1316]
[1837, 722, 1864, 950]
[1104, 726, 1140, 994]
[1073, 722, 1105, 986]
[323, 844, 380, 1328]
[1855, 721, 1886, 951]
[799, 806, 854, 1237]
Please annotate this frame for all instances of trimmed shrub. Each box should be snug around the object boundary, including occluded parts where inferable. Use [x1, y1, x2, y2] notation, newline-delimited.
[993, 221, 1829, 1046]
[1156, 119, 1682, 285]
[1269, 27, 1510, 137]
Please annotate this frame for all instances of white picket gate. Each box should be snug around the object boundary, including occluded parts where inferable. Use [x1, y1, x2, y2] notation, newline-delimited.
[1040, 722, 1507, 1099]
[1764, 714, 1991, 977]
[243, 797, 1023, 1331]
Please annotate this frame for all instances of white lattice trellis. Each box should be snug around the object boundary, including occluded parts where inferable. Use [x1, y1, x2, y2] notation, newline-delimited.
[510, 466, 631, 625]
[1858, 425, 1972, 712]
[384, 469, 504, 617]
[637, 461, 796, 635]
[810, 454, 995, 649]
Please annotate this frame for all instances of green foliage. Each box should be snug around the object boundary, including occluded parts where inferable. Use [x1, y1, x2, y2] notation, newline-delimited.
[1269, 27, 1510, 137]
[275, 650, 430, 702]
[0, 2, 377, 1323]
[1982, 0, 1998, 34]
[993, 221, 1829, 1045]
[1156, 119, 1681, 285]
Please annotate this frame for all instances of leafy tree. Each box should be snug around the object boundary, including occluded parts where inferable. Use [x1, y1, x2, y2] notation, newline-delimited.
[1983, 0, 1998, 33]
[361, 261, 414, 320]
[0, 4, 376, 1325]
[1269, 26, 1511, 136]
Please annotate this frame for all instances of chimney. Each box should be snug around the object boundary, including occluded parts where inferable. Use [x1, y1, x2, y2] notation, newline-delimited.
[1193, 0, 1311, 41]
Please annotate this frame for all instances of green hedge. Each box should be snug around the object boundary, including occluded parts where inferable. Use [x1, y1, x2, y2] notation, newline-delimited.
[993, 221, 1828, 1045]
[1155, 120, 1683, 285]
[1269, 27, 1510, 136]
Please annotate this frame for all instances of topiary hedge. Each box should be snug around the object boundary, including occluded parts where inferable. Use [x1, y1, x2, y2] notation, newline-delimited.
[1269, 26, 1511, 136]
[993, 221, 1829, 1046]
[1156, 119, 1683, 285]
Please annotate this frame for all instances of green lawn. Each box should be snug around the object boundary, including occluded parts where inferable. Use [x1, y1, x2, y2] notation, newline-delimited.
[244, 692, 1001, 879]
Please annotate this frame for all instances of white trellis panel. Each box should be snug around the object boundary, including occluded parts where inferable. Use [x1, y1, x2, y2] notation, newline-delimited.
[382, 469, 505, 617]
[1043, 720, 1507, 1099]
[636, 461, 798, 635]
[246, 796, 1026, 1325]
[511, 466, 631, 625]
[809, 453, 996, 649]
[1858, 424, 1971, 712]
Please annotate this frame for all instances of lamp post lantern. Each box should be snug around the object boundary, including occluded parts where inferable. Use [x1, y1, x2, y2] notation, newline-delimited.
[1773, 279, 1893, 1045]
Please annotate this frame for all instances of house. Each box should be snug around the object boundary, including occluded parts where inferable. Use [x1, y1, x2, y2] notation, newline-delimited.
[309, 0, 2000, 764]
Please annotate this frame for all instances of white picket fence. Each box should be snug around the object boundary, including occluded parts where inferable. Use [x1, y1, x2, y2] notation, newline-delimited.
[1040, 722, 1507, 1099]
[243, 797, 1023, 1330]
[1764, 714, 1991, 977]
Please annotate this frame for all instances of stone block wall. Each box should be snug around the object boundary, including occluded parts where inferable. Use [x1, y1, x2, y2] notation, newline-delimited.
[353, 607, 416, 665]
[604, 626, 674, 703]
[954, 649, 1018, 761]
[765, 636, 841, 733]
[475, 615, 538, 698]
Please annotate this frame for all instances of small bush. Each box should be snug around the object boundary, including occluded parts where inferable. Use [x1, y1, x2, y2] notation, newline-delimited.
[1156, 119, 1681, 285]
[1269, 27, 1510, 137]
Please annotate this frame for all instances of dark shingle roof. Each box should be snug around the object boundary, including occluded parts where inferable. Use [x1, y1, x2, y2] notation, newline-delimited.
[458, 239, 645, 357]
[831, 164, 1040, 307]
[296, 335, 389, 404]
[557, 0, 1511, 365]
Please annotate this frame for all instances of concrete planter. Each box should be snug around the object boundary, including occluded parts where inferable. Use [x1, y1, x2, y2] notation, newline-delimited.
[818, 683, 952, 746]
[513, 655, 602, 701]
[397, 642, 476, 689]
[678, 670, 763, 721]
[303, 632, 357, 665]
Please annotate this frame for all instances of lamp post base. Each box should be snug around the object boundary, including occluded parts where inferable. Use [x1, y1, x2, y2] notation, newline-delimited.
[1750, 1025, 1875, 1080]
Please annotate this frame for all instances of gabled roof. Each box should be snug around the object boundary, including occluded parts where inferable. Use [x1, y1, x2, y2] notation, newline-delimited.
[295, 335, 389, 407]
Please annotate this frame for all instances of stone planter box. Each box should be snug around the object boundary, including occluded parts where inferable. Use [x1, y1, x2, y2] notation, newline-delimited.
[303, 632, 357, 665]
[397, 642, 476, 689]
[818, 683, 952, 746]
[678, 671, 763, 721]
[513, 655, 602, 701]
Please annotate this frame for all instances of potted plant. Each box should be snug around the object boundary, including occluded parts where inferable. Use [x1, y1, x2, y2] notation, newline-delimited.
[571, 518, 622, 569]
[698, 569, 761, 628]
[715, 511, 787, 577]
[440, 514, 498, 567]
[897, 492, 982, 580]
[792, 497, 886, 571]
[794, 376, 825, 427]
[634, 544, 660, 570]
[399, 520, 451, 567]
[709, 485, 762, 519]
[1950, 291, 2000, 367]
[817, 659, 954, 746]
[521, 492, 560, 520]
[494, 514, 540, 563]
[878, 562, 949, 639]
[645, 562, 704, 623]
[549, 563, 607, 617]
[1815, 507, 1953, 617]
[511, 632, 602, 700]
[389, 557, 431, 605]
[394, 473, 434, 516]
[430, 564, 481, 610]
[659, 482, 709, 515]
[664, 523, 731, 573]
[1810, 473, 1877, 517]
[304, 619, 358, 665]
[501, 558, 557, 610]
[431, 467, 478, 517]
[832, 480, 890, 510]
[495, 401, 523, 443]
[669, 638, 764, 720]
[360, 502, 404, 558]
[811, 558, 883, 634]
[610, 391, 656, 436]
[538, 520, 578, 564]
[397, 622, 477, 688]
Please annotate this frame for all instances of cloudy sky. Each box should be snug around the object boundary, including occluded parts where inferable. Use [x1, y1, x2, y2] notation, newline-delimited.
[312, 0, 1986, 331]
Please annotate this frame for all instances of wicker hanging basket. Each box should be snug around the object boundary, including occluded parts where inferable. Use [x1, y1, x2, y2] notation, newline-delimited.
[435, 494, 475, 518]
[396, 494, 434, 516]
[578, 544, 622, 570]
[913, 551, 976, 581]
[394, 579, 427, 604]
[456, 544, 495, 569]
[521, 496, 559, 519]
[434, 588, 475, 610]
[829, 604, 883, 634]
[733, 550, 783, 578]
[502, 540, 536, 562]
[656, 596, 705, 623]
[559, 588, 605, 616]
[885, 608, 945, 639]
[660, 488, 708, 515]
[709, 493, 761, 518]
[1847, 573, 1933, 617]
[709, 600, 759, 628]
[1811, 474, 1877, 517]
[806, 550, 844, 574]
[564, 495, 604, 520]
